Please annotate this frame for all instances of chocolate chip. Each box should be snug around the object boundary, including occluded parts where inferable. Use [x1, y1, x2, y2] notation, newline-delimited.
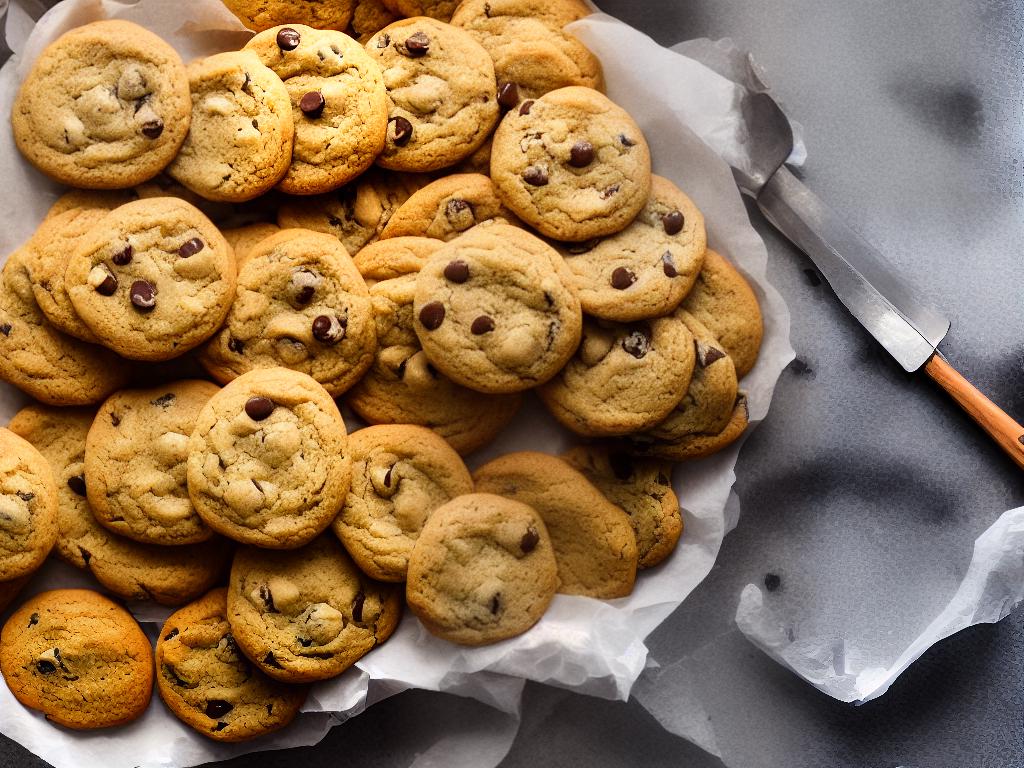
[297, 636, 313, 647]
[619, 134, 636, 147]
[611, 267, 636, 290]
[257, 584, 277, 612]
[383, 466, 394, 487]
[67, 475, 87, 497]
[16, 491, 34, 502]
[404, 31, 430, 56]
[388, 116, 413, 147]
[312, 314, 345, 344]
[163, 628, 179, 641]
[661, 251, 678, 277]
[228, 337, 245, 353]
[520, 526, 539, 553]
[80, 548, 91, 564]
[352, 591, 365, 623]
[267, 704, 274, 715]
[764, 573, 781, 592]
[443, 260, 470, 283]
[141, 119, 164, 139]
[376, 33, 390, 48]
[519, 100, 534, 115]
[130, 280, 157, 310]
[299, 91, 326, 118]
[0, 323, 10, 336]
[564, 239, 599, 255]
[93, 271, 118, 296]
[490, 595, 500, 614]
[178, 238, 205, 257]
[110, 413, 121, 427]
[445, 199, 474, 230]
[569, 140, 594, 167]
[608, 452, 634, 481]
[151, 393, 175, 408]
[600, 184, 620, 199]
[696, 343, 727, 368]
[112, 244, 133, 266]
[662, 210, 685, 235]
[205, 700, 234, 718]
[471, 315, 495, 335]
[28, 613, 38, 627]
[245, 397, 275, 421]
[277, 27, 301, 50]
[497, 81, 520, 110]
[241, 72, 253, 94]
[622, 327, 650, 359]
[214, 722, 229, 732]
[36, 660, 56, 675]
[523, 166, 548, 186]
[419, 301, 445, 330]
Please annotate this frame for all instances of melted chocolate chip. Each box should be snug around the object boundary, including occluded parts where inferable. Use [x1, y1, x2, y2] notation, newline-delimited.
[662, 210, 685, 235]
[178, 238, 205, 257]
[228, 337, 245, 353]
[67, 475, 87, 497]
[764, 573, 781, 592]
[661, 251, 678, 278]
[141, 119, 164, 139]
[245, 397, 275, 421]
[112, 245, 133, 266]
[608, 453, 634, 481]
[299, 91, 326, 118]
[419, 301, 445, 330]
[490, 595, 500, 614]
[258, 584, 277, 612]
[110, 413, 121, 427]
[497, 81, 520, 110]
[130, 280, 157, 310]
[622, 328, 650, 359]
[619, 134, 636, 147]
[471, 315, 495, 335]
[569, 140, 595, 167]
[389, 116, 413, 147]
[312, 314, 345, 344]
[404, 31, 430, 56]
[28, 613, 38, 627]
[611, 267, 636, 290]
[519, 100, 534, 115]
[697, 343, 727, 368]
[520, 527, 539, 553]
[214, 722, 229, 732]
[565, 239, 599, 255]
[163, 627, 179, 641]
[443, 260, 470, 283]
[151, 393, 176, 408]
[0, 323, 10, 336]
[523, 166, 548, 186]
[352, 591, 365, 624]
[205, 700, 234, 718]
[36, 660, 56, 675]
[277, 27, 301, 50]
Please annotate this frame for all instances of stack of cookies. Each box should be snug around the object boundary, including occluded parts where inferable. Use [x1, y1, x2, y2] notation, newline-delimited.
[0, 0, 764, 743]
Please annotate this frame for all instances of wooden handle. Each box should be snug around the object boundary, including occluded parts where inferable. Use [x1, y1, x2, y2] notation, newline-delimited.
[924, 354, 1024, 470]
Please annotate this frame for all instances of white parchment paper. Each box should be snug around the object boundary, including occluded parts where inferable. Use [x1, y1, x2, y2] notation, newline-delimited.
[0, 2, 795, 767]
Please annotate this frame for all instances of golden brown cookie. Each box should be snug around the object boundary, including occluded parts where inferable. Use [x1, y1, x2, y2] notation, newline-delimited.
[0, 427, 58, 582]
[379, 173, 519, 241]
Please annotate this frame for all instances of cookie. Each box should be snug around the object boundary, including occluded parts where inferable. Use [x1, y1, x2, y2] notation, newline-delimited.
[405, 493, 557, 646]
[453, 15, 602, 102]
[43, 188, 139, 221]
[156, 588, 307, 742]
[560, 175, 707, 322]
[187, 368, 352, 549]
[227, 535, 402, 682]
[681, 249, 763, 378]
[199, 229, 376, 396]
[245, 25, 387, 194]
[84, 381, 220, 546]
[12, 20, 191, 189]
[348, 0, 398, 44]
[221, 222, 281, 264]
[276, 169, 430, 254]
[65, 197, 237, 362]
[634, 395, 750, 462]
[366, 19, 499, 172]
[561, 445, 681, 569]
[222, 0, 355, 31]
[379, 0, 461, 21]
[490, 86, 652, 241]
[0, 589, 153, 729]
[449, 0, 591, 29]
[332, 425, 473, 581]
[473, 452, 637, 598]
[9, 405, 230, 605]
[348, 270, 522, 454]
[353, 235, 443, 284]
[379, 173, 519, 241]
[0, 576, 31, 615]
[538, 314, 696, 437]
[168, 51, 294, 203]
[0, 251, 131, 406]
[412, 223, 582, 393]
[0, 428, 58, 582]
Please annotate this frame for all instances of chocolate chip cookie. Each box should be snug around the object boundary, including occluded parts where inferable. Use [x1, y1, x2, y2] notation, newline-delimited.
[9, 404, 229, 605]
[199, 229, 376, 397]
[406, 493, 557, 646]
[187, 368, 352, 549]
[0, 427, 57, 582]
[366, 19, 499, 172]
[227, 535, 402, 682]
[168, 51, 294, 203]
[65, 197, 237, 362]
[412, 223, 582, 393]
[379, 0, 461, 21]
[490, 86, 652, 241]
[333, 425, 474, 582]
[245, 25, 387, 194]
[353, 235, 443, 284]
[222, 0, 355, 31]
[560, 175, 707, 322]
[474, 452, 638, 598]
[12, 20, 191, 189]
[379, 173, 519, 241]
[156, 588, 307, 742]
[348, 0, 398, 44]
[538, 314, 696, 437]
[0, 589, 153, 729]
[43, 188, 139, 222]
[449, 0, 591, 29]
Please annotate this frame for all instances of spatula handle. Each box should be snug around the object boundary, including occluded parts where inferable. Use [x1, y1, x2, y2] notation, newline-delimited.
[924, 354, 1024, 469]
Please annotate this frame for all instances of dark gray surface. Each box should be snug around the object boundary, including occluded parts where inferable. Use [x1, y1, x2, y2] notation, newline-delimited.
[3, 0, 1024, 766]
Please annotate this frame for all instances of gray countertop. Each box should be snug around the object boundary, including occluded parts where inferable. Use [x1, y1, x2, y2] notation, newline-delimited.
[3, 1, 1023, 766]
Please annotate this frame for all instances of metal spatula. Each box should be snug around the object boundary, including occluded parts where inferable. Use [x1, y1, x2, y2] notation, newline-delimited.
[734, 91, 1024, 469]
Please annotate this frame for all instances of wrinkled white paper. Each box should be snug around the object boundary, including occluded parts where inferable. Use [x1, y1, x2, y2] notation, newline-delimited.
[0, 2, 797, 767]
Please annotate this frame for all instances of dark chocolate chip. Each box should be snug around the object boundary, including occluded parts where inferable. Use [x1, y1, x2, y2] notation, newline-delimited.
[67, 475, 87, 497]
[662, 210, 685, 235]
[519, 100, 534, 115]
[523, 166, 548, 186]
[205, 700, 234, 718]
[112, 244, 133, 266]
[267, 704, 274, 715]
[141, 119, 164, 139]
[619, 134, 636, 147]
[0, 323, 10, 336]
[608, 452, 634, 481]
[404, 31, 430, 56]
[312, 314, 345, 344]
[490, 595, 500, 614]
[163, 628, 179, 641]
[130, 280, 157, 310]
[697, 344, 727, 368]
[443, 260, 470, 283]
[419, 301, 445, 330]
[388, 116, 413, 147]
[15, 491, 34, 502]
[1019, 434, 1024, 447]
[151, 393, 175, 408]
[600, 183, 620, 199]
[178, 238, 205, 257]
[569, 140, 595, 167]
[376, 33, 390, 48]
[352, 591, 365, 623]
[277, 27, 301, 50]
[564, 239, 599, 255]
[297, 636, 313, 647]
[383, 466, 394, 487]
[622, 327, 650, 359]
[245, 397, 275, 421]
[661, 251, 678, 277]
[241, 72, 253, 94]
[763, 573, 781, 592]
[94, 272, 118, 296]
[80, 548, 91, 564]
[36, 660, 56, 675]
[611, 267, 636, 290]
[497, 81, 520, 110]
[110, 413, 121, 427]
[214, 722, 229, 732]
[299, 91, 326, 118]
[228, 337, 245, 353]
[445, 199, 474, 229]
[28, 613, 38, 627]
[520, 526, 539, 553]
[471, 315, 495, 335]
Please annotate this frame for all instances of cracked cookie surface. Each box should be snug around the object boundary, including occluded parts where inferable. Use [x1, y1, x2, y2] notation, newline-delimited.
[0, 589, 153, 729]
[227, 535, 402, 682]
[379, 173, 519, 241]
[12, 20, 190, 189]
[0, 427, 57, 582]
[187, 367, 351, 549]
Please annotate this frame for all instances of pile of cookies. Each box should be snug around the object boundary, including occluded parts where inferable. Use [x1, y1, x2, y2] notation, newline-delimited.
[0, 0, 763, 743]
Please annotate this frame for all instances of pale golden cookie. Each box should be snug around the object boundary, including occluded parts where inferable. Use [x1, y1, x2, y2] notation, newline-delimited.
[379, 173, 519, 241]
[0, 427, 58, 582]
